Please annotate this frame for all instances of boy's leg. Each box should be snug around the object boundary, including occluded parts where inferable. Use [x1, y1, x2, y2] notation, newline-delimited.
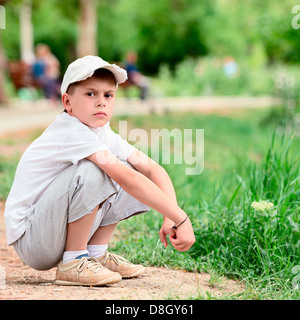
[61, 204, 100, 264]
[13, 160, 117, 271]
[62, 206, 117, 264]
[65, 205, 99, 251]
[88, 223, 118, 245]
[86, 223, 118, 262]
[86, 160, 149, 246]
[88, 210, 147, 279]
[55, 205, 122, 286]
[86, 161, 150, 278]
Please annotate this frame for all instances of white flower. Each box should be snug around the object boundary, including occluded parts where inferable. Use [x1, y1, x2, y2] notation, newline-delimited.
[251, 200, 274, 212]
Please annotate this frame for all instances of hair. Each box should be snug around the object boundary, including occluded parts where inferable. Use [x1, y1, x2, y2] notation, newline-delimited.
[66, 68, 117, 95]
[63, 68, 117, 113]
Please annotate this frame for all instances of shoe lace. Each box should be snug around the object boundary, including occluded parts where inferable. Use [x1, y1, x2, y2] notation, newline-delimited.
[102, 251, 132, 266]
[76, 257, 104, 278]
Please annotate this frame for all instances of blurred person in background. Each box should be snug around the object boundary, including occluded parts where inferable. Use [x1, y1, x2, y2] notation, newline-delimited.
[124, 51, 149, 100]
[223, 56, 239, 78]
[32, 44, 61, 103]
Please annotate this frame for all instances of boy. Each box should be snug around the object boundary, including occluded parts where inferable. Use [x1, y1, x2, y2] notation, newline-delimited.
[4, 55, 195, 286]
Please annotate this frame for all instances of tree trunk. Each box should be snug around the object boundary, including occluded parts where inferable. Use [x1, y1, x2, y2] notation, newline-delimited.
[20, 0, 34, 63]
[0, 31, 8, 105]
[77, 0, 97, 57]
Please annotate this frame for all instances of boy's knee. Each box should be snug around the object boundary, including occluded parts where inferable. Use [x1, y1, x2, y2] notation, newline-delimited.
[74, 159, 135, 191]
[14, 241, 62, 271]
[76, 159, 111, 185]
[72, 159, 117, 202]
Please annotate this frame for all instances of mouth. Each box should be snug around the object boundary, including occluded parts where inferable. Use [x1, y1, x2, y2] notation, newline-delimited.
[93, 112, 107, 117]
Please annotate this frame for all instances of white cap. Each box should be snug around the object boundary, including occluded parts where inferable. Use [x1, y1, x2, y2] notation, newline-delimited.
[61, 55, 127, 94]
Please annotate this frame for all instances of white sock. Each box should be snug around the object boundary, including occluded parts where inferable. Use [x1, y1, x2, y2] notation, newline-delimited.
[62, 250, 89, 264]
[87, 244, 108, 258]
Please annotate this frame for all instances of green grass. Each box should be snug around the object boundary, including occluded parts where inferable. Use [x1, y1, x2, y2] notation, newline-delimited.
[1, 106, 299, 299]
[111, 107, 300, 299]
[0, 156, 19, 200]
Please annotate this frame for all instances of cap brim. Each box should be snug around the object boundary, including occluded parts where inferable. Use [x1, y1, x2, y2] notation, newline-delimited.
[61, 56, 128, 94]
[101, 65, 127, 84]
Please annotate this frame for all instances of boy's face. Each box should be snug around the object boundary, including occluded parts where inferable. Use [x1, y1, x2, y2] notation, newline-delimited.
[62, 77, 116, 128]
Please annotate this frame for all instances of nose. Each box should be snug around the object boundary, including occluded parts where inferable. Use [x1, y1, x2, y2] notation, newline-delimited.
[97, 97, 105, 107]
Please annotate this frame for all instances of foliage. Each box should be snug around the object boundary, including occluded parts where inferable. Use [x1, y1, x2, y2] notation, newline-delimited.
[111, 110, 300, 299]
[188, 131, 300, 294]
[1, 0, 300, 75]
[153, 55, 300, 98]
[153, 56, 273, 96]
[0, 155, 18, 200]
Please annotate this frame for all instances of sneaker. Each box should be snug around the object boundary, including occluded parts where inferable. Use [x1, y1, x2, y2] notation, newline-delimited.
[97, 251, 145, 279]
[55, 256, 122, 286]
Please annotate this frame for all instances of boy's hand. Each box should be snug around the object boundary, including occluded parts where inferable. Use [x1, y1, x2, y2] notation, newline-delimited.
[159, 218, 176, 247]
[169, 217, 195, 252]
[159, 216, 195, 252]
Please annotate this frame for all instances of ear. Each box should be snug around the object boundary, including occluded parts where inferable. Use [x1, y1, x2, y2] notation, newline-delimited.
[62, 93, 72, 113]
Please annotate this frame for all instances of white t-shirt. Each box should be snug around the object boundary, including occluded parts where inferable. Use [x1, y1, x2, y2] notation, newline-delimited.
[4, 112, 135, 245]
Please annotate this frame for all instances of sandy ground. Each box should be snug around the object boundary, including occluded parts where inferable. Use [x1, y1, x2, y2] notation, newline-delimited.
[0, 201, 244, 300]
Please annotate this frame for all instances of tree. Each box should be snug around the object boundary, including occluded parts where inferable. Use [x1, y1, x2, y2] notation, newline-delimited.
[20, 0, 34, 63]
[0, 0, 8, 105]
[115, 0, 213, 74]
[77, 0, 97, 57]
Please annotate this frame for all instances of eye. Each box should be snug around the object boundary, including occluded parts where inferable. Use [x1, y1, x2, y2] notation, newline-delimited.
[105, 93, 114, 98]
[86, 92, 95, 97]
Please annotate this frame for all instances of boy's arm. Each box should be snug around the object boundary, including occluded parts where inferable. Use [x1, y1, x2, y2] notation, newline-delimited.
[127, 149, 181, 247]
[86, 150, 195, 252]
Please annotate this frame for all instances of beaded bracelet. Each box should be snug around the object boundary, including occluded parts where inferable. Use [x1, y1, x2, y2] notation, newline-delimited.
[172, 215, 189, 230]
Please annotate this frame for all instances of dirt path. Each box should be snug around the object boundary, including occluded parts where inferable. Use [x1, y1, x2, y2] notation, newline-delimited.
[0, 201, 243, 300]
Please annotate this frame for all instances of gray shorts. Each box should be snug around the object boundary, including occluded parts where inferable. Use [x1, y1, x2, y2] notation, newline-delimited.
[13, 160, 149, 270]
